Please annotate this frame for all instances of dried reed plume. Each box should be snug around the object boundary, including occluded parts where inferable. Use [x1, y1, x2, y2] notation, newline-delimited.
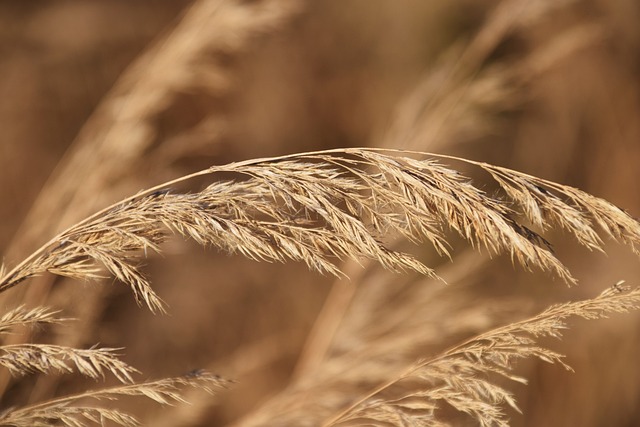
[0, 371, 230, 427]
[1, 148, 639, 425]
[322, 283, 640, 427]
[0, 306, 134, 381]
[0, 305, 63, 335]
[0, 301, 227, 425]
[0, 280, 226, 425]
[2, 148, 638, 308]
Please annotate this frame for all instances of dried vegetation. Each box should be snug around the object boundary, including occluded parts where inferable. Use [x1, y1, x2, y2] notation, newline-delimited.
[0, 0, 639, 426]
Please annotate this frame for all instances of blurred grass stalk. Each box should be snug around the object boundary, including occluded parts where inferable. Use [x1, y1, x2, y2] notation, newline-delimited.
[1, 0, 639, 425]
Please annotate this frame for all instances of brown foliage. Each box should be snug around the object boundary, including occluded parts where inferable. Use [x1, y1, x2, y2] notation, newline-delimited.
[1, 0, 639, 425]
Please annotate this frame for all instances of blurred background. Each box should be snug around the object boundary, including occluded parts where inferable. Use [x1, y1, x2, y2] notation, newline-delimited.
[0, 0, 639, 425]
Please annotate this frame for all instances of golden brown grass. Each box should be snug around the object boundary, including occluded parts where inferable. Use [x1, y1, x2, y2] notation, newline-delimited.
[1, 373, 230, 427]
[2, 147, 639, 301]
[321, 283, 640, 427]
[1, 0, 640, 426]
[1, 147, 639, 425]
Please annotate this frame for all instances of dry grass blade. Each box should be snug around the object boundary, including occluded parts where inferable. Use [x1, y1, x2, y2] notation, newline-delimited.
[1, 149, 639, 314]
[0, 307, 136, 385]
[0, 370, 230, 427]
[428, 153, 640, 254]
[480, 164, 640, 254]
[0, 305, 63, 335]
[0, 407, 139, 427]
[0, 344, 137, 383]
[324, 282, 640, 427]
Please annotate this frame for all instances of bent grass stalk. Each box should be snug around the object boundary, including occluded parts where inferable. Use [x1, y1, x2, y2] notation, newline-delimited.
[321, 283, 640, 426]
[0, 148, 638, 426]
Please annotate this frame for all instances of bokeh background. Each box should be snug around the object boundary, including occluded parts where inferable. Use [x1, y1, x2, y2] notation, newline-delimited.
[1, 0, 639, 425]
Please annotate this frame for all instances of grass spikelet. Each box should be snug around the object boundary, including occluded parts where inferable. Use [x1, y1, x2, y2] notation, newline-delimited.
[324, 283, 640, 426]
[0, 370, 230, 427]
[2, 148, 639, 313]
[0, 344, 137, 383]
[436, 156, 640, 255]
[0, 305, 63, 335]
[1, 147, 638, 426]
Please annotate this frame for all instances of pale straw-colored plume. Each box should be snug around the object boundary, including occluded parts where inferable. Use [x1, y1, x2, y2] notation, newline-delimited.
[0, 301, 228, 425]
[2, 148, 638, 312]
[229, 283, 640, 427]
[2, 0, 639, 425]
[0, 148, 638, 425]
[2, 148, 639, 425]
[0, 305, 63, 334]
[0, 344, 136, 382]
[321, 283, 640, 427]
[0, 371, 230, 427]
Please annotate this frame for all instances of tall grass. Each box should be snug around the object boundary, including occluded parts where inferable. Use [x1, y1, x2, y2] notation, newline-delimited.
[1, 147, 639, 425]
[1, 0, 639, 425]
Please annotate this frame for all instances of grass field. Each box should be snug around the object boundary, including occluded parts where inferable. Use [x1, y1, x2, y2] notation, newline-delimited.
[1, 1, 639, 425]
